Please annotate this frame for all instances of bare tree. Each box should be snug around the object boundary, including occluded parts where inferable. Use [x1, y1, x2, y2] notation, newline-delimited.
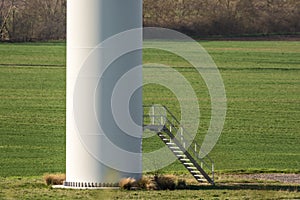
[0, 0, 66, 41]
[0, 0, 14, 40]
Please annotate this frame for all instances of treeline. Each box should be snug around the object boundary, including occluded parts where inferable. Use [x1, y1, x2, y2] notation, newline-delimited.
[144, 0, 300, 36]
[0, 0, 299, 41]
[0, 0, 66, 41]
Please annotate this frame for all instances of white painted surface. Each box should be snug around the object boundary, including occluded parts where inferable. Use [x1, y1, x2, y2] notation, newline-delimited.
[66, 0, 143, 185]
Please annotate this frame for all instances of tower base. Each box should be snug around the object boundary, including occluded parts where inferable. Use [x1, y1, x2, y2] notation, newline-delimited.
[52, 181, 119, 190]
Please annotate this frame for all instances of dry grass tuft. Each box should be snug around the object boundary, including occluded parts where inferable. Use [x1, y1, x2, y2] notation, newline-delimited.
[44, 174, 66, 186]
[120, 175, 189, 190]
[133, 177, 154, 190]
[176, 179, 187, 189]
[119, 177, 136, 190]
[119, 177, 156, 190]
[154, 175, 176, 190]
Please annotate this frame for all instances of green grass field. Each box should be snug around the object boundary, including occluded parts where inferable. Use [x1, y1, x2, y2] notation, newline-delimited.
[0, 41, 299, 199]
[1, 176, 300, 200]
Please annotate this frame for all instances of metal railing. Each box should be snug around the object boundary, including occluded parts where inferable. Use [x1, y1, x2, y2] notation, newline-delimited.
[143, 105, 214, 182]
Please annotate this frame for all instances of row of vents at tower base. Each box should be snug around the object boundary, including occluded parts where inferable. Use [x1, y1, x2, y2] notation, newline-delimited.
[63, 181, 119, 188]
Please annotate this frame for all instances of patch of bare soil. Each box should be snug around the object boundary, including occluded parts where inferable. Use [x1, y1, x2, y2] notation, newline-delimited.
[229, 173, 300, 184]
[198, 35, 300, 41]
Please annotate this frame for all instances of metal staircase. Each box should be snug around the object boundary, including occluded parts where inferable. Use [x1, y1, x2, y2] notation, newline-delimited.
[143, 105, 215, 185]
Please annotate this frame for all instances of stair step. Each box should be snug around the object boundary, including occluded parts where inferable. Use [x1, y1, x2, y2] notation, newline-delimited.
[173, 151, 184, 154]
[166, 142, 175, 145]
[197, 179, 206, 182]
[169, 147, 180, 150]
[190, 170, 201, 174]
[193, 174, 204, 178]
[180, 158, 190, 162]
[183, 163, 194, 166]
[187, 166, 197, 170]
[176, 155, 187, 159]
[162, 138, 169, 141]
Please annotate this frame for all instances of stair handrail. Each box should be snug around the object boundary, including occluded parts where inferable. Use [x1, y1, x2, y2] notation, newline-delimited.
[143, 105, 215, 180]
[144, 105, 213, 161]
[163, 117, 214, 176]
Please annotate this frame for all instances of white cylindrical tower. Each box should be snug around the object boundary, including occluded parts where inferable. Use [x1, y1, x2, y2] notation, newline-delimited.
[65, 0, 143, 188]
